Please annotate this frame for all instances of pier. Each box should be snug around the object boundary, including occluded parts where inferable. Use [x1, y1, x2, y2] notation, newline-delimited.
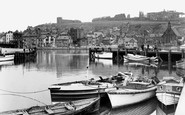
[89, 47, 185, 63]
[0, 47, 37, 62]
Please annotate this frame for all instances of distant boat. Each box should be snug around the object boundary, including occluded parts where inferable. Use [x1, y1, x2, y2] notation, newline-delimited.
[106, 75, 158, 108]
[156, 77, 183, 106]
[95, 52, 112, 59]
[0, 54, 14, 62]
[124, 53, 158, 63]
[176, 58, 185, 69]
[0, 97, 100, 115]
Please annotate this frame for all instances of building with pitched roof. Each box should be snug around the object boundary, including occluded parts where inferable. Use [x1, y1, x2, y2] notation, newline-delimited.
[161, 22, 185, 46]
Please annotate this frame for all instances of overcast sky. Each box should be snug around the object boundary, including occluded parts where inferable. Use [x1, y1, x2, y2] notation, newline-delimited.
[0, 0, 184, 32]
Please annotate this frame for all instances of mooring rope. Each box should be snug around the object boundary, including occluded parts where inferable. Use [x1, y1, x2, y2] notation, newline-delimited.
[0, 88, 49, 94]
[0, 93, 47, 105]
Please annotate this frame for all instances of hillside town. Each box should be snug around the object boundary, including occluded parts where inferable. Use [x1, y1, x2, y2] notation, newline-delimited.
[0, 10, 185, 50]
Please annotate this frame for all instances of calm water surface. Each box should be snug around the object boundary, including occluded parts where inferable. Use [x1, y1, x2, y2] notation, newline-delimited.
[0, 50, 182, 114]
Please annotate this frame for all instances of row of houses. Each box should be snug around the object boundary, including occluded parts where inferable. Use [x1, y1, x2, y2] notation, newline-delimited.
[0, 22, 185, 49]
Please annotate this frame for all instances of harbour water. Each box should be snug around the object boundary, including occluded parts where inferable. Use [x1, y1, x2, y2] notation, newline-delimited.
[0, 50, 182, 114]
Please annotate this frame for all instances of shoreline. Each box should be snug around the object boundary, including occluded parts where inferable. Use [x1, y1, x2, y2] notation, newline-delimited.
[37, 47, 89, 50]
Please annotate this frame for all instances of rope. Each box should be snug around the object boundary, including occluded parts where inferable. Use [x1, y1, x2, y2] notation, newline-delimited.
[0, 88, 49, 94]
[0, 93, 47, 105]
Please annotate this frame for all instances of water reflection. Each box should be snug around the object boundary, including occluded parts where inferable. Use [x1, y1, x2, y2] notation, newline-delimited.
[176, 68, 185, 78]
[110, 97, 157, 115]
[156, 101, 177, 115]
[0, 50, 182, 114]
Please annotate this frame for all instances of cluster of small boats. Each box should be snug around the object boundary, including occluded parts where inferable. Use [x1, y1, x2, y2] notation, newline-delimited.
[48, 71, 160, 109]
[1, 70, 184, 114]
[48, 72, 184, 112]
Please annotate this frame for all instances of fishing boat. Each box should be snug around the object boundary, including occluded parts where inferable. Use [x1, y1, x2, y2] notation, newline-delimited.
[156, 77, 183, 106]
[94, 52, 112, 59]
[106, 75, 158, 108]
[49, 72, 132, 102]
[49, 80, 112, 102]
[0, 54, 14, 62]
[0, 97, 100, 115]
[176, 58, 185, 69]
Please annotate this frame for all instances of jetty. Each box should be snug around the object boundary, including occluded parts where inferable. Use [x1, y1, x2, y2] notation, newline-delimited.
[0, 47, 37, 62]
[89, 47, 185, 63]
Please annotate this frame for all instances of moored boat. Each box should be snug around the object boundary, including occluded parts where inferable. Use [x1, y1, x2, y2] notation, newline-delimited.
[107, 81, 157, 108]
[0, 97, 100, 115]
[94, 52, 112, 59]
[156, 77, 183, 106]
[0, 54, 14, 62]
[123, 53, 150, 63]
[124, 53, 158, 63]
[106, 74, 159, 108]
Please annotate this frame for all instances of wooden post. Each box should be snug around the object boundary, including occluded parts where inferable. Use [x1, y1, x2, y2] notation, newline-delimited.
[168, 50, 171, 71]
[182, 49, 184, 58]
[155, 49, 158, 57]
[117, 48, 119, 63]
[89, 48, 92, 61]
[125, 49, 127, 55]
[144, 49, 147, 56]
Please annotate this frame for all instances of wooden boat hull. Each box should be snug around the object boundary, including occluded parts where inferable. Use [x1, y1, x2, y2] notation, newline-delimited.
[0, 55, 14, 62]
[107, 86, 157, 108]
[49, 81, 113, 102]
[124, 54, 150, 63]
[156, 77, 183, 106]
[0, 97, 100, 115]
[156, 93, 180, 105]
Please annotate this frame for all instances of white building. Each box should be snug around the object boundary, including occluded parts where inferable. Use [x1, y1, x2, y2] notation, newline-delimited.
[6, 31, 13, 43]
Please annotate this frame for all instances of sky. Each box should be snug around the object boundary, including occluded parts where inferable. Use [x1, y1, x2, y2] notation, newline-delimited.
[0, 0, 185, 32]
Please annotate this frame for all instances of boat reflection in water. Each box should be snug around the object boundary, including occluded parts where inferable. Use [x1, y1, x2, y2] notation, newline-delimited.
[124, 61, 158, 68]
[176, 68, 185, 78]
[109, 96, 157, 115]
[0, 60, 14, 66]
[94, 59, 113, 66]
[156, 101, 177, 115]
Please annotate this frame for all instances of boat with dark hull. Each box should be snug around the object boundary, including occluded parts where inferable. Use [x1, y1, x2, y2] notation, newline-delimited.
[0, 97, 100, 115]
[49, 80, 114, 102]
[49, 72, 133, 102]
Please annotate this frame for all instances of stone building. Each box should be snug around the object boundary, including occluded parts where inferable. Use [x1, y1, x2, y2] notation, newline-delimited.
[161, 22, 181, 46]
